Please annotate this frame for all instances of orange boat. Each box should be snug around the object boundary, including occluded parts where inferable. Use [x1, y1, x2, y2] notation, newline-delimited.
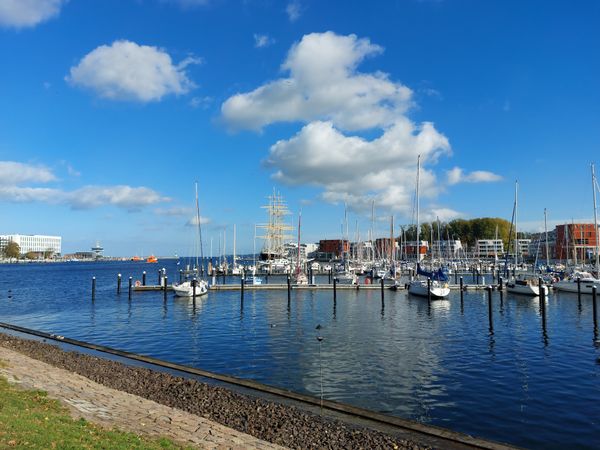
[131, 255, 141, 261]
[146, 255, 158, 263]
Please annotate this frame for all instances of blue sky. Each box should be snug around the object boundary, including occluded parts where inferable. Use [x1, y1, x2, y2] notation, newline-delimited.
[0, 0, 599, 256]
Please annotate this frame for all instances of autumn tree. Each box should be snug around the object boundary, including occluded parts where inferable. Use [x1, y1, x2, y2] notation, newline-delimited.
[3, 241, 20, 258]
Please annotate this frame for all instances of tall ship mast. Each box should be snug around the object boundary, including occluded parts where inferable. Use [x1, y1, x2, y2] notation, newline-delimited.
[257, 189, 294, 262]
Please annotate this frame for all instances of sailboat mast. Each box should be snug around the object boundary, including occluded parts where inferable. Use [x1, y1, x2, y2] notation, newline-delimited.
[514, 181, 519, 268]
[544, 208, 550, 268]
[416, 155, 421, 263]
[195, 182, 203, 270]
[233, 224, 237, 267]
[296, 211, 302, 274]
[592, 163, 599, 274]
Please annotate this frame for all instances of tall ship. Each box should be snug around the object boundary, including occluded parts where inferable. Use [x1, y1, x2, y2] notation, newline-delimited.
[257, 190, 294, 271]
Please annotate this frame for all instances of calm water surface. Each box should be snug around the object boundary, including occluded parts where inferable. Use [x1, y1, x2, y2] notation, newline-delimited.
[0, 261, 599, 449]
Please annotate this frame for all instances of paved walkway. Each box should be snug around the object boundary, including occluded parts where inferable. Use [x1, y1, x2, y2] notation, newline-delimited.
[0, 347, 285, 450]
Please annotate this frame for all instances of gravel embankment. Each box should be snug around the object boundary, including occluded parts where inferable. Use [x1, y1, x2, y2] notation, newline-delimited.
[0, 333, 431, 449]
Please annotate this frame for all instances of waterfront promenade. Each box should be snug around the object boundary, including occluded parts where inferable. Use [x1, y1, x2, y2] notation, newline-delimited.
[0, 345, 283, 449]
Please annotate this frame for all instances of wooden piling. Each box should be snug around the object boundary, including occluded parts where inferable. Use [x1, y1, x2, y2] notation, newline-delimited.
[380, 278, 385, 302]
[142, 271, 146, 286]
[333, 277, 337, 303]
[539, 277, 546, 330]
[460, 276, 464, 305]
[287, 276, 291, 303]
[499, 276, 503, 291]
[117, 274, 121, 294]
[240, 277, 244, 300]
[179, 269, 183, 283]
[128, 277, 132, 300]
[487, 285, 493, 331]
[163, 276, 168, 301]
[91, 277, 96, 301]
[593, 286, 598, 331]
[577, 277, 582, 304]
[427, 278, 431, 303]
[193, 278, 197, 299]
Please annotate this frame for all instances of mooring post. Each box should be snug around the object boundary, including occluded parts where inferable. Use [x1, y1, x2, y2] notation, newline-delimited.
[593, 286, 598, 331]
[179, 269, 183, 283]
[380, 277, 385, 302]
[333, 277, 337, 303]
[460, 276, 464, 304]
[193, 278, 197, 300]
[499, 276, 503, 291]
[142, 271, 146, 286]
[240, 277, 244, 300]
[91, 276, 96, 301]
[577, 277, 582, 304]
[163, 275, 168, 301]
[539, 277, 546, 329]
[287, 275, 291, 303]
[427, 277, 431, 303]
[128, 276, 132, 300]
[158, 269, 161, 286]
[117, 273, 121, 294]
[328, 268, 332, 284]
[487, 285, 493, 331]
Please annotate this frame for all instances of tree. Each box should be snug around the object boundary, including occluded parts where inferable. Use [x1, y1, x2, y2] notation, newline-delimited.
[43, 248, 54, 259]
[25, 251, 37, 260]
[4, 241, 20, 258]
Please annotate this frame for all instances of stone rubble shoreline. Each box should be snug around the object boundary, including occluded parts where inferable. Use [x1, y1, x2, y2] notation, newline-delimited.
[0, 333, 432, 449]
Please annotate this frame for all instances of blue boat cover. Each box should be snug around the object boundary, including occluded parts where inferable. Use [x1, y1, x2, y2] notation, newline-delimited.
[417, 264, 449, 282]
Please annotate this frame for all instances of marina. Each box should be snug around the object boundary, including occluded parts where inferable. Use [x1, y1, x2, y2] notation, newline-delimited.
[1, 260, 599, 449]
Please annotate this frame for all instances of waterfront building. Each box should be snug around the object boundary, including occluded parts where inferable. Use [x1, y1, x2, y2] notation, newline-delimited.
[555, 223, 600, 262]
[402, 241, 429, 261]
[317, 239, 349, 260]
[432, 240, 463, 258]
[0, 234, 62, 256]
[476, 239, 504, 257]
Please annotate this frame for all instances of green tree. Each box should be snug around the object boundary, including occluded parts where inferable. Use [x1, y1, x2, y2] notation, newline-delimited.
[25, 251, 37, 260]
[3, 241, 20, 258]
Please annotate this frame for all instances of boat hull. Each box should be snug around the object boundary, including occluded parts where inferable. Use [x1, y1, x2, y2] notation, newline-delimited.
[172, 280, 208, 297]
[553, 279, 600, 295]
[506, 283, 549, 297]
[407, 280, 450, 299]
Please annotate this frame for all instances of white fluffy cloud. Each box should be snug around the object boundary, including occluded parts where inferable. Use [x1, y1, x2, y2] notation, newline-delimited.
[254, 33, 274, 48]
[0, 161, 57, 185]
[222, 32, 411, 132]
[0, 0, 66, 28]
[446, 167, 502, 185]
[66, 40, 200, 102]
[266, 120, 450, 213]
[286, 1, 302, 22]
[0, 160, 168, 210]
[221, 32, 504, 218]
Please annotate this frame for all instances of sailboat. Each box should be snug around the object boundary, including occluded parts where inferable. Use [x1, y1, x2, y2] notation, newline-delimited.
[293, 211, 308, 284]
[505, 181, 549, 296]
[407, 155, 450, 299]
[554, 163, 600, 294]
[172, 182, 209, 298]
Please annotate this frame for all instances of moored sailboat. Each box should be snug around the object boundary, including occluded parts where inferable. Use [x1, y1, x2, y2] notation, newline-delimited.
[172, 182, 209, 298]
[407, 155, 450, 299]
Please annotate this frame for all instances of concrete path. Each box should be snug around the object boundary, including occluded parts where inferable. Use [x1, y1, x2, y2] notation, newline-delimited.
[0, 347, 285, 450]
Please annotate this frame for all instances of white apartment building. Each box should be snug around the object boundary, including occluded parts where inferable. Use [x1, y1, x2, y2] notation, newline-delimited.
[476, 239, 504, 257]
[432, 240, 463, 257]
[0, 234, 62, 255]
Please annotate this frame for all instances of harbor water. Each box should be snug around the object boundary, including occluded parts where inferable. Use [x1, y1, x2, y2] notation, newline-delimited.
[0, 261, 599, 449]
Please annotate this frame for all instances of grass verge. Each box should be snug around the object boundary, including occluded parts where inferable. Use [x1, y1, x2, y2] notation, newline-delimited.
[0, 376, 192, 449]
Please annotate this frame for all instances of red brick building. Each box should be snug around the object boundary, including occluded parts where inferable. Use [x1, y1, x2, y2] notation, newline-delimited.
[555, 223, 599, 261]
[318, 239, 349, 258]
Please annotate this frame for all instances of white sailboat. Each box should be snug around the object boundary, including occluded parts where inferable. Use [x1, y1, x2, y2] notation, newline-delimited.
[506, 181, 549, 296]
[407, 155, 450, 299]
[554, 163, 600, 294]
[172, 182, 209, 298]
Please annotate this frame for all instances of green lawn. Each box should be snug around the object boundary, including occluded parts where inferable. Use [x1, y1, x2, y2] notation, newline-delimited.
[0, 375, 193, 449]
